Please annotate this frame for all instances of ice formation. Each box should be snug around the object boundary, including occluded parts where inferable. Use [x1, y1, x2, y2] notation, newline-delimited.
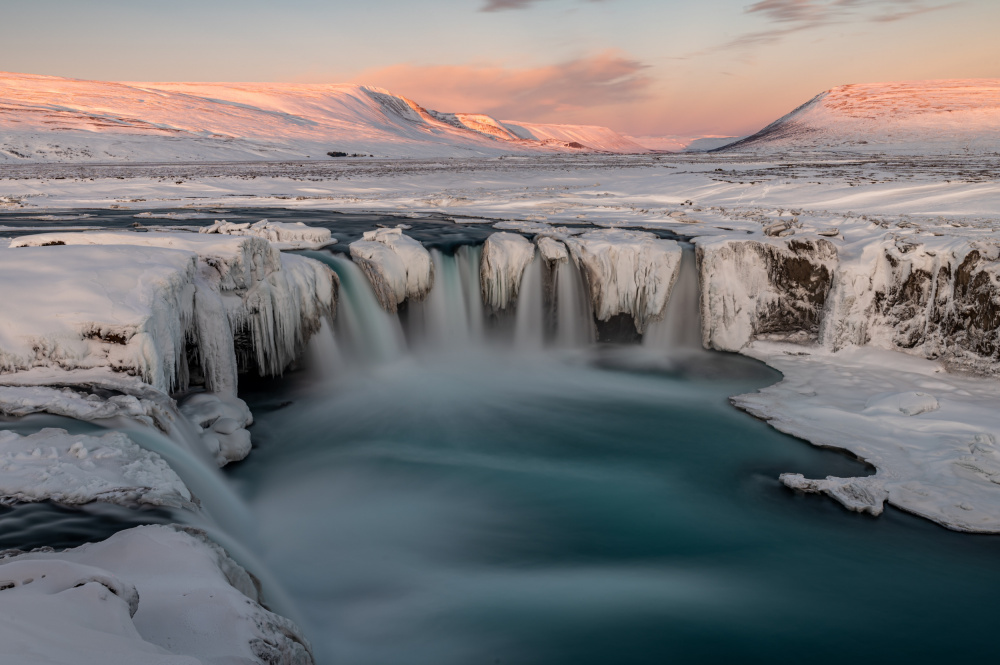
[0, 428, 191, 508]
[200, 219, 333, 250]
[349, 227, 434, 312]
[479, 232, 536, 311]
[779, 473, 889, 516]
[0, 525, 313, 664]
[564, 229, 682, 333]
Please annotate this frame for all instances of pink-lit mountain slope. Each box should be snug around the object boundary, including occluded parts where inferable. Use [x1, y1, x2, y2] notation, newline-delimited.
[0, 72, 648, 162]
[717, 79, 1000, 155]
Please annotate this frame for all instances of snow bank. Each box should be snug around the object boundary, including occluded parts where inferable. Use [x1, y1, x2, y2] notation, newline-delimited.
[480, 232, 536, 311]
[0, 428, 190, 508]
[9, 231, 337, 386]
[349, 228, 433, 312]
[0, 245, 196, 394]
[200, 219, 333, 250]
[697, 237, 838, 351]
[735, 343, 1000, 532]
[564, 230, 682, 333]
[0, 525, 313, 664]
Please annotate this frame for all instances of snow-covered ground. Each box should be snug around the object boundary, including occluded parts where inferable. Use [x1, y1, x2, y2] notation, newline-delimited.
[4, 152, 999, 534]
[1, 146, 999, 661]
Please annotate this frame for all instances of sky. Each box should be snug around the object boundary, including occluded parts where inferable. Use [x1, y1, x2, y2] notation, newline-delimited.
[1, 0, 998, 137]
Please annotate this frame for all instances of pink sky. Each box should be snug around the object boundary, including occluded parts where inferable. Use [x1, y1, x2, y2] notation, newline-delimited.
[3, 0, 999, 137]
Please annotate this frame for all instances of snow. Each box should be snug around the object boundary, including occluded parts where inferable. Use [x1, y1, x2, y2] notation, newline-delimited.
[479, 232, 536, 311]
[0, 428, 190, 508]
[9, 231, 337, 383]
[500, 121, 649, 153]
[720, 79, 1000, 155]
[0, 245, 196, 393]
[0, 71, 642, 162]
[200, 219, 333, 250]
[735, 343, 1000, 532]
[178, 392, 253, 466]
[349, 228, 434, 312]
[564, 229, 682, 333]
[0, 525, 313, 664]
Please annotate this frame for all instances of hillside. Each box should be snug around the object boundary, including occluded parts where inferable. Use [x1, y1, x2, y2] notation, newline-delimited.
[0, 72, 647, 162]
[717, 79, 1000, 154]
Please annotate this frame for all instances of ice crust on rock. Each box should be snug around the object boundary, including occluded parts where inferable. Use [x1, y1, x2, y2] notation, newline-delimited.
[349, 227, 433, 312]
[780, 473, 889, 516]
[564, 229, 682, 333]
[179, 392, 254, 465]
[697, 236, 838, 351]
[8, 231, 337, 389]
[0, 428, 191, 508]
[200, 219, 333, 250]
[0, 245, 197, 394]
[0, 525, 313, 665]
[480, 232, 536, 311]
[864, 391, 939, 416]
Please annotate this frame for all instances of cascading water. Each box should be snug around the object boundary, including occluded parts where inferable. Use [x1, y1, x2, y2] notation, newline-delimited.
[553, 255, 596, 348]
[643, 245, 704, 354]
[406, 246, 485, 350]
[513, 255, 545, 350]
[303, 251, 406, 365]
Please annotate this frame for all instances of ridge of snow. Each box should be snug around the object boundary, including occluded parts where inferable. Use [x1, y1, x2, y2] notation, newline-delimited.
[0, 71, 643, 161]
[717, 79, 1000, 154]
[199, 219, 333, 250]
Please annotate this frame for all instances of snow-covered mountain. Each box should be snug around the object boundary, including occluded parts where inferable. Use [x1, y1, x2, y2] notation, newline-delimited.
[717, 79, 1000, 154]
[0, 72, 648, 162]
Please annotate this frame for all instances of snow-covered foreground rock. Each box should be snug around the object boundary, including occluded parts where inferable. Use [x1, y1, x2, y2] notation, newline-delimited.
[0, 525, 312, 664]
[480, 232, 536, 311]
[0, 428, 190, 508]
[349, 227, 433, 312]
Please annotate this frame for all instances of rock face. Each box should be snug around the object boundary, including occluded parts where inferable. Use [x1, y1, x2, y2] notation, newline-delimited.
[821, 237, 1000, 373]
[480, 232, 536, 311]
[350, 228, 434, 312]
[697, 237, 839, 351]
[564, 230, 683, 334]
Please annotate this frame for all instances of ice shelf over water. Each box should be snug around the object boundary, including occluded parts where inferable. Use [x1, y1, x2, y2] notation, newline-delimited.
[200, 219, 334, 251]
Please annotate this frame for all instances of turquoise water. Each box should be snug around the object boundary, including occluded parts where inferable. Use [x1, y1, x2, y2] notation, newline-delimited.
[233, 347, 1000, 665]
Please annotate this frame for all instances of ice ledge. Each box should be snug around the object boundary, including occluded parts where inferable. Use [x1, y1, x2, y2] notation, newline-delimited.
[734, 342, 1000, 533]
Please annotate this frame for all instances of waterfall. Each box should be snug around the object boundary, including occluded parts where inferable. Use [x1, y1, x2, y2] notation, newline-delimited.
[305, 251, 406, 366]
[514, 255, 545, 350]
[554, 257, 596, 348]
[643, 245, 703, 353]
[407, 246, 485, 350]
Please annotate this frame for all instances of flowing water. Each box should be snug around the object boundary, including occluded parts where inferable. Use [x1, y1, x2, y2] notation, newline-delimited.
[4, 210, 1000, 664]
[229, 242, 1000, 665]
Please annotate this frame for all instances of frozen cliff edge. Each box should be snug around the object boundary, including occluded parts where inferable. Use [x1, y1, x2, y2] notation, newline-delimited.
[349, 228, 433, 312]
[564, 230, 682, 334]
[698, 231, 1000, 531]
[0, 524, 313, 664]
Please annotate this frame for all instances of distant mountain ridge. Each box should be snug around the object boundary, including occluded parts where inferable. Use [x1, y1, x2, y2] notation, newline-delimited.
[716, 79, 1000, 154]
[0, 72, 648, 162]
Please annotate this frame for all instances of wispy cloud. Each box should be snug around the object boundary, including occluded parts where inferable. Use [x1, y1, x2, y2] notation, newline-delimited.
[353, 51, 651, 120]
[709, 0, 955, 52]
[480, 0, 607, 12]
